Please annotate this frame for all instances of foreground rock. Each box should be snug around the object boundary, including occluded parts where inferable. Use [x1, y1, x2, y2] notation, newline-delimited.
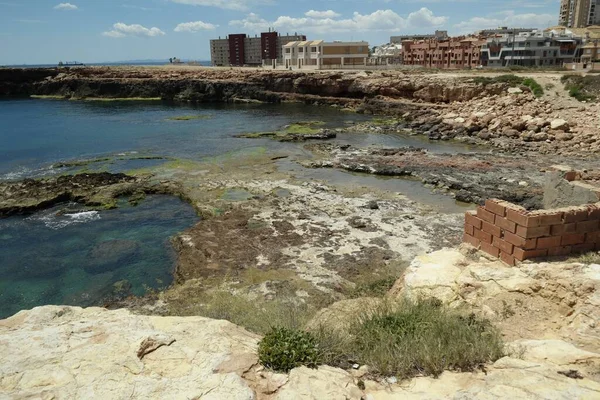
[0, 306, 260, 399]
[390, 247, 600, 351]
[2, 306, 599, 399]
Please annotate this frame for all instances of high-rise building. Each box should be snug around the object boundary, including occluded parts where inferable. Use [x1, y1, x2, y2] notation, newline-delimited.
[210, 31, 306, 67]
[559, 0, 600, 28]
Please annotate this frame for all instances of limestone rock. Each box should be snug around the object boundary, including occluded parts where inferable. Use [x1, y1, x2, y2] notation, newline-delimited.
[389, 248, 600, 350]
[508, 87, 523, 94]
[306, 297, 382, 335]
[274, 366, 363, 400]
[0, 306, 259, 400]
[550, 119, 569, 131]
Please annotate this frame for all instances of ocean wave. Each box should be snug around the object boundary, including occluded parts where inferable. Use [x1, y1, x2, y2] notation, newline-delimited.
[27, 210, 101, 230]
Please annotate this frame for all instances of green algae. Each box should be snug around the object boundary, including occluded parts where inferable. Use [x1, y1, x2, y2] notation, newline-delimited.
[238, 121, 325, 141]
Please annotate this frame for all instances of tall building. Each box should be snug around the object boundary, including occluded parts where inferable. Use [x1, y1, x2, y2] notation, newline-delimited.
[559, 0, 600, 28]
[210, 31, 306, 67]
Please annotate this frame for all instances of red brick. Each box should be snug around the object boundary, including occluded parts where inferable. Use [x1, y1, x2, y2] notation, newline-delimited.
[506, 209, 534, 226]
[465, 212, 483, 230]
[589, 206, 600, 220]
[477, 207, 496, 224]
[503, 231, 537, 249]
[500, 251, 516, 266]
[465, 224, 474, 236]
[550, 223, 577, 236]
[495, 217, 517, 234]
[482, 221, 502, 237]
[516, 225, 551, 239]
[474, 228, 492, 244]
[564, 171, 578, 181]
[463, 233, 480, 249]
[564, 209, 590, 223]
[548, 246, 572, 257]
[480, 241, 500, 258]
[577, 220, 599, 233]
[485, 199, 506, 217]
[537, 236, 563, 249]
[572, 243, 596, 254]
[513, 247, 548, 261]
[585, 231, 600, 244]
[537, 212, 564, 226]
[493, 236, 514, 255]
[562, 234, 585, 246]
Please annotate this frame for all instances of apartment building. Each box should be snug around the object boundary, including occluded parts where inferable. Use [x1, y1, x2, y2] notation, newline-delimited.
[282, 40, 369, 69]
[210, 31, 306, 67]
[559, 0, 600, 28]
[401, 37, 486, 69]
[477, 27, 535, 37]
[480, 30, 582, 67]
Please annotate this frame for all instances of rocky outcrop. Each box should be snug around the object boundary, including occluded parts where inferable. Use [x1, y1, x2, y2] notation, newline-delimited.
[390, 247, 600, 351]
[0, 306, 260, 399]
[2, 306, 599, 399]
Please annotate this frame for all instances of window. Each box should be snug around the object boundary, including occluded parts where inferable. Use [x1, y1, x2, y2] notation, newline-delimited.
[357, 46, 363, 52]
[285, 48, 291, 54]
[299, 47, 303, 52]
[311, 47, 317, 52]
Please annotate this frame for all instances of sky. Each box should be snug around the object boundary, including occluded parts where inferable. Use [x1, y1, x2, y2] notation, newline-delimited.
[0, 0, 561, 65]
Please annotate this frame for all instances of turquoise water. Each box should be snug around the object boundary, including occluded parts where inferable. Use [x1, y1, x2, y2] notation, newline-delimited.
[0, 195, 199, 319]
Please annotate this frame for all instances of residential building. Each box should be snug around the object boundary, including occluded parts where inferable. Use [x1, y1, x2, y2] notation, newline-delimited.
[477, 27, 536, 37]
[559, 0, 600, 28]
[480, 30, 582, 67]
[390, 31, 447, 44]
[401, 37, 486, 69]
[581, 39, 600, 62]
[283, 40, 369, 69]
[210, 31, 306, 67]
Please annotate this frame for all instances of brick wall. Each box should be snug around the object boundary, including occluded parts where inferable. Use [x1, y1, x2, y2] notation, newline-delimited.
[464, 199, 600, 266]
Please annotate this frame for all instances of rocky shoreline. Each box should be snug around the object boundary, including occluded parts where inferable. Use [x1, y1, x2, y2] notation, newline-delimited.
[1, 66, 599, 398]
[2, 67, 599, 155]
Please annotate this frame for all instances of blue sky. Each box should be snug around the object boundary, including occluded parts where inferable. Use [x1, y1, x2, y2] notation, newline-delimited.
[0, 0, 560, 65]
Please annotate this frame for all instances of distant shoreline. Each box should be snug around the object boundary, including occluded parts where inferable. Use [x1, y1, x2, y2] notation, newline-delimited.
[1, 61, 211, 68]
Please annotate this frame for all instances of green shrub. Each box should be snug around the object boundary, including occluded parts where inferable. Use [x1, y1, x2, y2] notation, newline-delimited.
[314, 299, 504, 379]
[258, 327, 321, 372]
[522, 78, 544, 97]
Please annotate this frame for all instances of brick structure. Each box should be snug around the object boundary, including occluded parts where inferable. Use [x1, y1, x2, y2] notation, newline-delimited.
[401, 37, 486, 69]
[464, 199, 600, 266]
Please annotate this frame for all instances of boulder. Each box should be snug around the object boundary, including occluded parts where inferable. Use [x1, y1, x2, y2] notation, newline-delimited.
[275, 366, 363, 400]
[508, 87, 523, 94]
[0, 306, 259, 399]
[550, 119, 569, 131]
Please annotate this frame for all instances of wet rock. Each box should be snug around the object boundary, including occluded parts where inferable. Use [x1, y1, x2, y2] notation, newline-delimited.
[85, 240, 141, 274]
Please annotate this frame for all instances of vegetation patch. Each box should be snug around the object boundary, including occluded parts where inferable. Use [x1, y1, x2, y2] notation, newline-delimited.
[237, 121, 328, 141]
[472, 75, 544, 97]
[562, 75, 598, 102]
[314, 299, 504, 379]
[166, 115, 212, 121]
[258, 327, 321, 372]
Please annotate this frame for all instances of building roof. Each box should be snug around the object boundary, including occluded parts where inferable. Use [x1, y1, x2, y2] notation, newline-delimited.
[283, 41, 300, 47]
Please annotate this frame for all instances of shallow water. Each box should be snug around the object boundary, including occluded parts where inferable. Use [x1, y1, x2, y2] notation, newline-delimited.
[0, 195, 199, 319]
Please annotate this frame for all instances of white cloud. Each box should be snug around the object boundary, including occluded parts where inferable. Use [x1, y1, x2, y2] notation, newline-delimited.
[169, 0, 269, 11]
[305, 10, 341, 19]
[54, 3, 77, 10]
[102, 23, 166, 38]
[174, 21, 218, 32]
[453, 11, 555, 34]
[230, 8, 448, 34]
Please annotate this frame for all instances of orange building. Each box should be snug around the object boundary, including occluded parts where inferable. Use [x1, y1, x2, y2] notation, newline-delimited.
[401, 37, 487, 69]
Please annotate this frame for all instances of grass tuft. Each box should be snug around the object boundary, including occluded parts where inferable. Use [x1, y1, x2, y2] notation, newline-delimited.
[473, 75, 544, 97]
[314, 299, 504, 379]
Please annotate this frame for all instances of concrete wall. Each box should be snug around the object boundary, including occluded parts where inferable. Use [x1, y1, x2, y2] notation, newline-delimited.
[464, 199, 600, 265]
